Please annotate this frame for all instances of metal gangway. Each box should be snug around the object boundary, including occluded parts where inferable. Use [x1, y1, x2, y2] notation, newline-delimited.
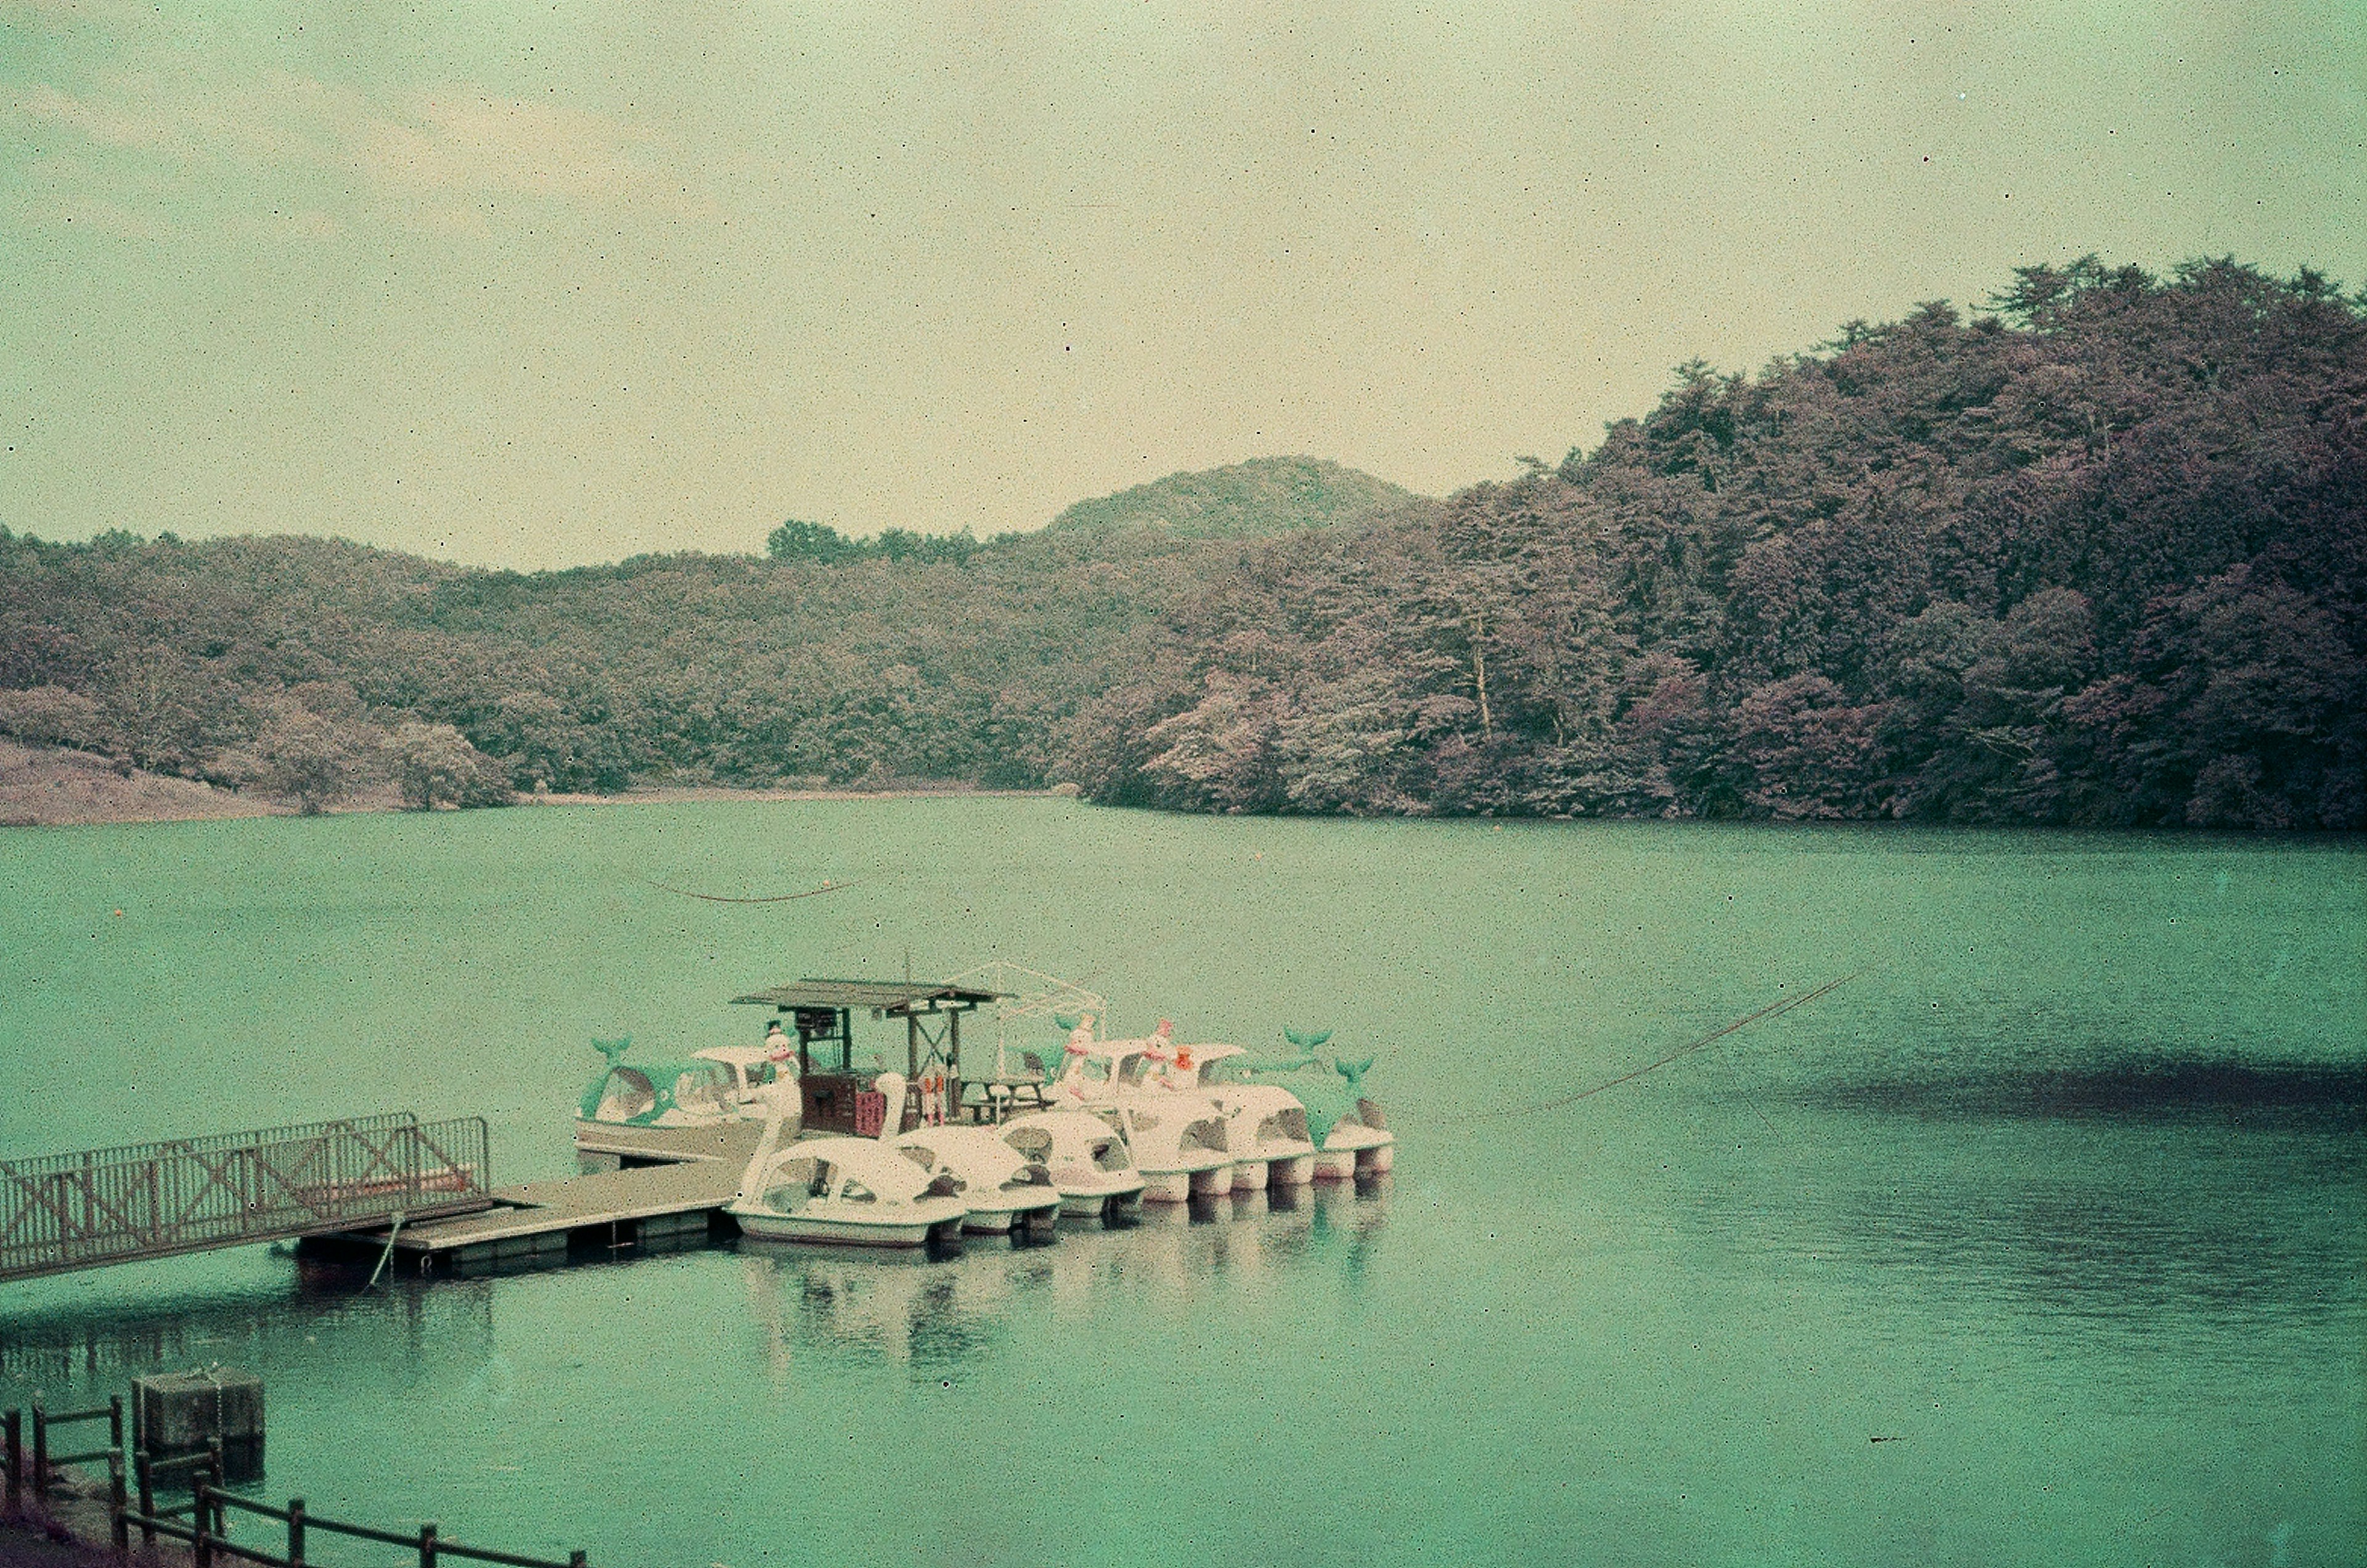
[0, 1113, 493, 1283]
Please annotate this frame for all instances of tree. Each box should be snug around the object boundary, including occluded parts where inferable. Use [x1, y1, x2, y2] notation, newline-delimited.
[388, 722, 511, 810]
[765, 519, 862, 563]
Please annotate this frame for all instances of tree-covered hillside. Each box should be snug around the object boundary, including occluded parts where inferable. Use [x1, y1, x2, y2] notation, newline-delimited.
[1044, 457, 1426, 538]
[2, 258, 2358, 828]
[1070, 260, 2366, 828]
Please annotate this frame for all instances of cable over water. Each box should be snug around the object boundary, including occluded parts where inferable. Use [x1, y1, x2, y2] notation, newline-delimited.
[1434, 970, 1862, 1124]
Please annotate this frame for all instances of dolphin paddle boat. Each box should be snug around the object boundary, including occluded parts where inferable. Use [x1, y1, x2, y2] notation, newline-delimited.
[1233, 1034, 1395, 1180]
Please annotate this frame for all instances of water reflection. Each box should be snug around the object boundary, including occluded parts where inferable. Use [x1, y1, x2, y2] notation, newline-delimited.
[1809, 1060, 2367, 1126]
[730, 1178, 1391, 1376]
[1682, 1097, 2363, 1359]
[0, 1270, 495, 1405]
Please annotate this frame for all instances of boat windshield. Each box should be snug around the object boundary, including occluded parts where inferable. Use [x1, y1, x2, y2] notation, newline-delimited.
[1002, 1127, 1052, 1162]
[671, 1063, 736, 1115]
[1257, 1107, 1310, 1145]
[759, 1156, 827, 1213]
[596, 1069, 658, 1123]
[1180, 1117, 1227, 1155]
[1090, 1137, 1130, 1173]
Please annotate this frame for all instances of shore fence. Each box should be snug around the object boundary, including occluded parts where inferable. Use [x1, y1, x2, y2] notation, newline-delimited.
[5, 1407, 590, 1567]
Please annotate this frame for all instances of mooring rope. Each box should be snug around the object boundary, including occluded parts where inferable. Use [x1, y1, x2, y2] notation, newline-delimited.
[1434, 970, 1862, 1124]
[642, 878, 859, 904]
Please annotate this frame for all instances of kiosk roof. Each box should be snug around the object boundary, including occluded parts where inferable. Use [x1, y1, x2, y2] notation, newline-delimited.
[731, 978, 1005, 1014]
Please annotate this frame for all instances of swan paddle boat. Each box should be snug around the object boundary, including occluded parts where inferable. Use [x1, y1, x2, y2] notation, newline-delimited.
[997, 1109, 1148, 1219]
[1201, 1082, 1318, 1188]
[727, 1081, 969, 1248]
[1150, 1040, 1317, 1190]
[889, 1124, 1064, 1235]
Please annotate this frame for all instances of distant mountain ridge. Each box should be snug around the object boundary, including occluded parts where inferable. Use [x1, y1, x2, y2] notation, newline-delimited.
[1044, 456, 1425, 538]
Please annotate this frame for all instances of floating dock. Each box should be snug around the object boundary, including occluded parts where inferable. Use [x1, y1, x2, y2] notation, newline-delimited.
[306, 1123, 763, 1277]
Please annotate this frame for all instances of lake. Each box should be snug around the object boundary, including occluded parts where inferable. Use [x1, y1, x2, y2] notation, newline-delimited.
[2, 801, 2360, 1567]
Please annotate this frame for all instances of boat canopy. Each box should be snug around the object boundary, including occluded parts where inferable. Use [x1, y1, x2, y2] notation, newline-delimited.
[730, 979, 1005, 1015]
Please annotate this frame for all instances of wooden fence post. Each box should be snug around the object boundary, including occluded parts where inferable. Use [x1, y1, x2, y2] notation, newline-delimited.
[134, 1448, 155, 1545]
[288, 1497, 306, 1566]
[30, 1396, 45, 1492]
[192, 1477, 213, 1568]
[420, 1521, 439, 1567]
[108, 1452, 128, 1550]
[107, 1394, 123, 1453]
[3, 1407, 19, 1501]
[206, 1439, 225, 1535]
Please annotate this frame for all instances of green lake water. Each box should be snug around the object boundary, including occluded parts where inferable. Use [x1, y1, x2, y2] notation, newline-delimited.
[1, 801, 2360, 1567]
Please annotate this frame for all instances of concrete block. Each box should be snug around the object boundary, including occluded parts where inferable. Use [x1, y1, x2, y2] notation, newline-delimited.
[133, 1370, 264, 1484]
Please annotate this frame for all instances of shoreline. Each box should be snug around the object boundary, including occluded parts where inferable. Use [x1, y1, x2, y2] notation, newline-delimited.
[0, 740, 1073, 828]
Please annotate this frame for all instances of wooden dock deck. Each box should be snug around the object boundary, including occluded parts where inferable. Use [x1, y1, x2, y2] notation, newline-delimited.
[306, 1122, 766, 1277]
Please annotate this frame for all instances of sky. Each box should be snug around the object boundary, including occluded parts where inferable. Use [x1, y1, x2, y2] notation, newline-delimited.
[1, 2, 2359, 570]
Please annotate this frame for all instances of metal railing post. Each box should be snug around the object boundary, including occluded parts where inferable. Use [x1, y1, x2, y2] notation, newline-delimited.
[288, 1497, 306, 1566]
[420, 1521, 439, 1567]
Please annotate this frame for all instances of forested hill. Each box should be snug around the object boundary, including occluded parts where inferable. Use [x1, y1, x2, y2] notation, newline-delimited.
[1071, 259, 2367, 829]
[2, 258, 2361, 828]
[0, 468, 1422, 807]
[1044, 456, 1425, 538]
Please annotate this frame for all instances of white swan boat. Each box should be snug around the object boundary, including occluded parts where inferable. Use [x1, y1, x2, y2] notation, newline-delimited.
[888, 1124, 1064, 1235]
[727, 1083, 969, 1247]
[997, 1109, 1148, 1219]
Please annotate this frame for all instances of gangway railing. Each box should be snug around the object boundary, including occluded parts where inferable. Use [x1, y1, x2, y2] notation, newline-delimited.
[0, 1114, 493, 1283]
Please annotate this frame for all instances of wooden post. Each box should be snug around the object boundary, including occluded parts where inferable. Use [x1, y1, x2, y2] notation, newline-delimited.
[30, 1395, 45, 1492]
[420, 1521, 439, 1566]
[108, 1452, 128, 1550]
[206, 1438, 225, 1535]
[108, 1393, 123, 1452]
[135, 1448, 155, 1545]
[192, 1477, 213, 1568]
[4, 1407, 19, 1501]
[570, 1553, 587, 1567]
[288, 1497, 306, 1566]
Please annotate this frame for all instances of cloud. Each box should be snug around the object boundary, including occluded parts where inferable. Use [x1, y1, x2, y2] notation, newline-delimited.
[9, 66, 672, 232]
[362, 94, 654, 199]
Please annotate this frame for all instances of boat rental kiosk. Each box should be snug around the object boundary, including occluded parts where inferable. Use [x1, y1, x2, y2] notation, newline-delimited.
[732, 978, 1006, 1135]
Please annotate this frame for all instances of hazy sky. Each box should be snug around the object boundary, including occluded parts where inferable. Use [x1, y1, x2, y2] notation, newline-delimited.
[2, 2, 2358, 569]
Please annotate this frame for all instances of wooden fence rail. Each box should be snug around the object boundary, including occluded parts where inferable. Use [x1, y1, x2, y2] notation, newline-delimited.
[7, 1408, 589, 1567]
[142, 1476, 589, 1568]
